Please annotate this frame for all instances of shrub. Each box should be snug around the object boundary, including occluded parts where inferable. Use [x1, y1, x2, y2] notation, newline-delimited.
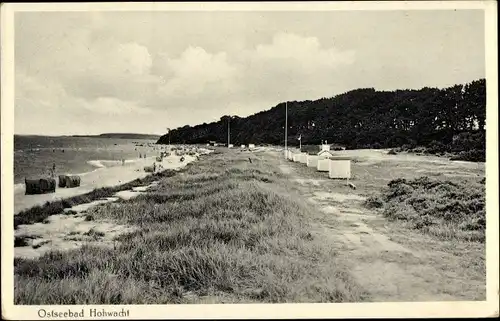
[451, 131, 485, 153]
[449, 149, 485, 162]
[427, 140, 448, 154]
[411, 146, 428, 154]
[367, 176, 485, 242]
[365, 195, 385, 208]
[15, 236, 29, 247]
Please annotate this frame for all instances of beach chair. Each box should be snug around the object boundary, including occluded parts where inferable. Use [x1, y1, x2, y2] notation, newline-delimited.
[58, 175, 67, 188]
[25, 177, 56, 195]
[65, 175, 81, 188]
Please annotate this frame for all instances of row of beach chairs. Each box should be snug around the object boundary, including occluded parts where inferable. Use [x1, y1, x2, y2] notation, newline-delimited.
[25, 175, 81, 195]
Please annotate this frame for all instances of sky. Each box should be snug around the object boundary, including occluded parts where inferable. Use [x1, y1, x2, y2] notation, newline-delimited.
[14, 9, 485, 135]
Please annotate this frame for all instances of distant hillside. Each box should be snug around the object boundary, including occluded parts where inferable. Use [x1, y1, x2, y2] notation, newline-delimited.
[74, 133, 161, 140]
[157, 79, 486, 161]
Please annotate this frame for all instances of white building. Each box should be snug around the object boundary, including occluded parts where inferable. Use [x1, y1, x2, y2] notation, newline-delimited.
[317, 150, 335, 158]
[329, 156, 351, 179]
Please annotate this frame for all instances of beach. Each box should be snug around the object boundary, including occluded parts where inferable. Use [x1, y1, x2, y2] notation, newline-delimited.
[14, 153, 198, 214]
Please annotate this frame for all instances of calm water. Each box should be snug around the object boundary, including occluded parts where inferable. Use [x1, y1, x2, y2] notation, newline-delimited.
[14, 135, 160, 185]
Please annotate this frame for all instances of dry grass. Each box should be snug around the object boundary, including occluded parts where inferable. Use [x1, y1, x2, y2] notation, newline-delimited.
[14, 150, 363, 304]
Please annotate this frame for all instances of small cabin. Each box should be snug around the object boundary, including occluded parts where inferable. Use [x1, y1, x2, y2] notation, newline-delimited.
[209, 141, 219, 147]
[306, 155, 319, 168]
[317, 150, 335, 158]
[329, 156, 352, 179]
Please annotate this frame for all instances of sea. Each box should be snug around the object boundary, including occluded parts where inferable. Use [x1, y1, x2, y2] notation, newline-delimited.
[14, 135, 161, 190]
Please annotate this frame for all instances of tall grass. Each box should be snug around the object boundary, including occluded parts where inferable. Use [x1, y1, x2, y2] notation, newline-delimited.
[14, 151, 363, 304]
[365, 176, 485, 242]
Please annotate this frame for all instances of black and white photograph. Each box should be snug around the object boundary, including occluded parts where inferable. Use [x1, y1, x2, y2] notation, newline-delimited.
[1, 1, 498, 319]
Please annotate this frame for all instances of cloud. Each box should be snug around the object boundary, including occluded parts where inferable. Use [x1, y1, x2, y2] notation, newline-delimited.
[235, 33, 356, 102]
[15, 70, 67, 110]
[253, 33, 355, 70]
[15, 30, 358, 132]
[78, 97, 152, 115]
[14, 11, 485, 135]
[157, 46, 237, 98]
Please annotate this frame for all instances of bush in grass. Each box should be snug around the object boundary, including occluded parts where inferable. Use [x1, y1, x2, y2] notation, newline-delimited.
[451, 131, 485, 153]
[364, 195, 385, 209]
[427, 140, 448, 154]
[15, 236, 29, 247]
[449, 149, 485, 162]
[367, 176, 485, 242]
[411, 146, 428, 154]
[400, 143, 415, 151]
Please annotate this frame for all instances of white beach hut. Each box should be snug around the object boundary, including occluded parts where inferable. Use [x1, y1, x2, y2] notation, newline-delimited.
[317, 150, 335, 158]
[317, 159, 330, 172]
[306, 155, 319, 168]
[298, 153, 308, 164]
[316, 150, 335, 172]
[328, 156, 351, 179]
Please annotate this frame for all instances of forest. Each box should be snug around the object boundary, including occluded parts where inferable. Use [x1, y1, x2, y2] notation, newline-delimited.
[157, 79, 486, 161]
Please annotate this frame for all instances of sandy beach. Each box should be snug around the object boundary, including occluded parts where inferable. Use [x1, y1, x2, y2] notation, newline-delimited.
[14, 153, 198, 214]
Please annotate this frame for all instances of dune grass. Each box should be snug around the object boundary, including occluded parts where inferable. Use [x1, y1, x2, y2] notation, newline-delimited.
[365, 176, 485, 242]
[14, 169, 182, 229]
[14, 150, 363, 304]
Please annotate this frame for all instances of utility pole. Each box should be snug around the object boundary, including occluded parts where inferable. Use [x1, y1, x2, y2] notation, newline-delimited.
[228, 117, 230, 148]
[285, 101, 288, 156]
[166, 128, 171, 150]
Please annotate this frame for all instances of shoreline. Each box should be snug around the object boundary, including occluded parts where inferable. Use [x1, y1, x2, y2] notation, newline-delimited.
[14, 152, 203, 215]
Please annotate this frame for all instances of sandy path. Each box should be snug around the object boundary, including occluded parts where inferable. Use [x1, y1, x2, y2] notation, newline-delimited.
[274, 149, 485, 301]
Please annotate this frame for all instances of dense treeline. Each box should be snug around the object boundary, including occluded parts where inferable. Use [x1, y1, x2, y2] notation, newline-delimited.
[157, 79, 486, 161]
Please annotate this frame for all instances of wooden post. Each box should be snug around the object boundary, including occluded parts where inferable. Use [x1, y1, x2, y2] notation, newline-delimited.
[285, 101, 288, 155]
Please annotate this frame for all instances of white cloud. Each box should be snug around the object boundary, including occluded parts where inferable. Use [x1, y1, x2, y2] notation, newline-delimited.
[78, 97, 152, 115]
[14, 11, 485, 135]
[253, 33, 355, 70]
[157, 46, 238, 98]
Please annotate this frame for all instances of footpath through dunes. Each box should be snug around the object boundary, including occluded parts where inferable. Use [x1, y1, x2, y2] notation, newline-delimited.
[269, 148, 485, 301]
[14, 148, 365, 304]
